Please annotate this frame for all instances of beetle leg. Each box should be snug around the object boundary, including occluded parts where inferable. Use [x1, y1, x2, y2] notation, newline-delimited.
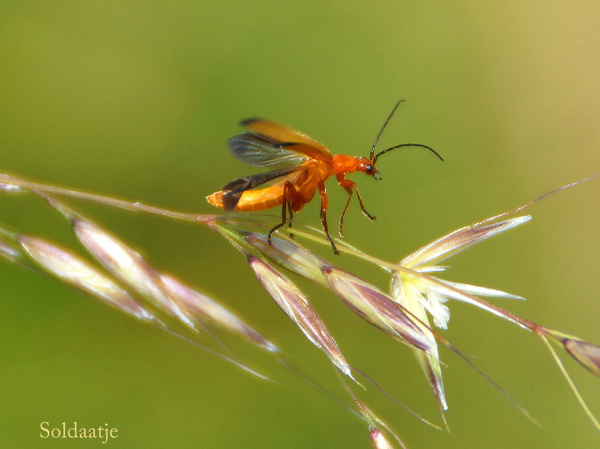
[284, 181, 296, 240]
[318, 182, 339, 255]
[267, 210, 286, 246]
[287, 198, 295, 240]
[337, 176, 376, 238]
[338, 187, 353, 239]
[268, 181, 297, 245]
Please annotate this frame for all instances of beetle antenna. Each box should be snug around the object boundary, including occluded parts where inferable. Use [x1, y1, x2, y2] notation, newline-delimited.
[372, 143, 444, 166]
[370, 99, 405, 161]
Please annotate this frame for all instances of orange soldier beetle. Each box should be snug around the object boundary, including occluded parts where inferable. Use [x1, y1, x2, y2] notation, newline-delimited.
[207, 100, 443, 254]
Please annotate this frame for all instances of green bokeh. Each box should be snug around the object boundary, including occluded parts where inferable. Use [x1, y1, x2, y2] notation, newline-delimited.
[1, 1, 599, 448]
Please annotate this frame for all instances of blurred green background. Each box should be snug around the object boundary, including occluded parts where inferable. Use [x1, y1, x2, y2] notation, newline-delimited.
[1, 1, 599, 448]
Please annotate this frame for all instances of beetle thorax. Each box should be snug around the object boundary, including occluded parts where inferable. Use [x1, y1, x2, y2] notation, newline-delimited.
[331, 155, 378, 178]
[331, 154, 362, 174]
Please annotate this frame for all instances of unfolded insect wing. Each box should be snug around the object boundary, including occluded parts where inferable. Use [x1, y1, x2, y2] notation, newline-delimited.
[240, 118, 332, 159]
[227, 132, 308, 169]
[221, 166, 304, 211]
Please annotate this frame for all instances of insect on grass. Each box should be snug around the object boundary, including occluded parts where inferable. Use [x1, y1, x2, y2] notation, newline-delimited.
[0, 125, 598, 449]
[206, 100, 444, 254]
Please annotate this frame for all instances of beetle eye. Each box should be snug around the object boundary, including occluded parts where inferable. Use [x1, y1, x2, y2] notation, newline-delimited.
[365, 164, 373, 173]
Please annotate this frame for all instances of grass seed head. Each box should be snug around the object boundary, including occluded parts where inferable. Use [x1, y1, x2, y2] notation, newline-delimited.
[324, 266, 437, 355]
[72, 218, 195, 329]
[18, 235, 154, 321]
[245, 233, 328, 287]
[401, 216, 531, 270]
[248, 255, 353, 379]
[391, 272, 447, 413]
[369, 428, 396, 449]
[564, 339, 600, 377]
[386, 217, 532, 414]
[394, 216, 531, 330]
[160, 273, 278, 353]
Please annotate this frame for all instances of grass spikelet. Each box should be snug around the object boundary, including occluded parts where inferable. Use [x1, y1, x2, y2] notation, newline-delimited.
[391, 271, 447, 418]
[539, 334, 600, 431]
[323, 266, 437, 355]
[159, 273, 278, 353]
[17, 234, 156, 322]
[70, 218, 196, 330]
[401, 216, 532, 269]
[383, 217, 532, 419]
[352, 398, 406, 449]
[245, 233, 328, 287]
[247, 255, 354, 379]
[369, 428, 396, 449]
[564, 339, 600, 378]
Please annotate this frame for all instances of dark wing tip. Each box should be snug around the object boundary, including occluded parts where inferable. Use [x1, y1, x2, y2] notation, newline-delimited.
[239, 117, 263, 127]
[221, 177, 251, 211]
[222, 191, 243, 211]
[222, 177, 251, 193]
